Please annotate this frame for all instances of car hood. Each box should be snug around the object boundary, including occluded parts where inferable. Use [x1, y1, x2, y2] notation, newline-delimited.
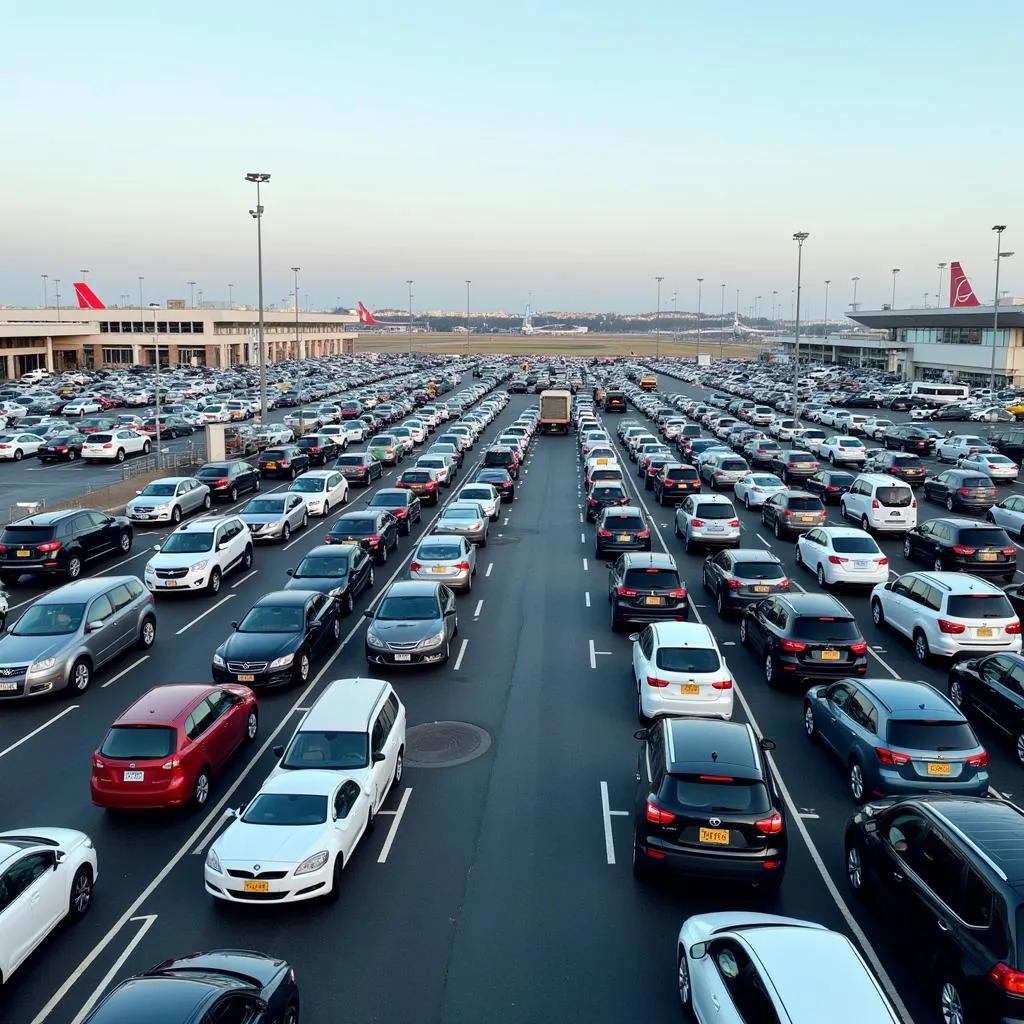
[217, 631, 302, 661]
[0, 633, 72, 665]
[368, 618, 443, 642]
[148, 550, 213, 569]
[214, 819, 327, 867]
[128, 496, 176, 510]
[283, 576, 343, 596]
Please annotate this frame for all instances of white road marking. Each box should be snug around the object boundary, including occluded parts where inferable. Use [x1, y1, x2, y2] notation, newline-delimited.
[504, 517, 509, 526]
[589, 638, 597, 669]
[453, 638, 469, 670]
[581, 532, 586, 543]
[377, 787, 412, 863]
[599, 781, 620, 865]
[582, 558, 589, 571]
[585, 591, 591, 607]
[798, 812, 821, 820]
[473, 599, 483, 618]
[232, 569, 259, 587]
[100, 655, 149, 689]
[175, 593, 235, 634]
[485, 562, 493, 577]
[756, 532, 771, 546]
[190, 808, 236, 855]
[0, 706, 78, 760]
[282, 529, 307, 551]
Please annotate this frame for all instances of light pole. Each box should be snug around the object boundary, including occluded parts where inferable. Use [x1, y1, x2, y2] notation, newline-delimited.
[188, 281, 196, 308]
[891, 268, 900, 308]
[138, 276, 145, 335]
[465, 280, 471, 336]
[227, 283, 234, 310]
[851, 276, 860, 312]
[672, 291, 678, 346]
[696, 277, 704, 364]
[291, 267, 301, 362]
[149, 302, 162, 449]
[937, 262, 948, 307]
[197, 288, 203, 308]
[772, 290, 778, 322]
[655, 277, 664, 359]
[80, 269, 90, 286]
[407, 280, 414, 356]
[823, 280, 831, 342]
[989, 225, 1012, 391]
[245, 171, 271, 421]
[41, 274, 48, 310]
[791, 232, 809, 418]
[55, 279, 62, 322]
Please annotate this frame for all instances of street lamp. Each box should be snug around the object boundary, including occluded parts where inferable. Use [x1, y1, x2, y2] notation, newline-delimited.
[772, 290, 778, 322]
[851, 276, 860, 312]
[937, 262, 948, 307]
[149, 302, 162, 449]
[291, 267, 301, 361]
[188, 281, 196, 308]
[891, 268, 900, 308]
[671, 291, 678, 345]
[823, 280, 831, 342]
[719, 285, 726, 360]
[655, 276, 664, 358]
[791, 232, 810, 418]
[407, 280, 414, 356]
[227, 284, 234, 310]
[54, 279, 62, 322]
[245, 171, 271, 421]
[696, 277, 704, 364]
[41, 274, 48, 310]
[989, 225, 1012, 391]
[465, 280, 471, 336]
[138, 276, 145, 335]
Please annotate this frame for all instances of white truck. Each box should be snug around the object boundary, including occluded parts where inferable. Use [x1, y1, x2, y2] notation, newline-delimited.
[538, 389, 571, 434]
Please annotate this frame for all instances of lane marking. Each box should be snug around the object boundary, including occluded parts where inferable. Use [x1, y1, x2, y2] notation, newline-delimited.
[485, 562, 493, 577]
[599, 781, 617, 865]
[582, 558, 589, 572]
[100, 655, 149, 689]
[581, 532, 586, 543]
[282, 528, 308, 551]
[190, 808, 236, 856]
[453, 638, 469, 671]
[377, 786, 412, 864]
[585, 591, 591, 607]
[175, 593, 235, 634]
[590, 638, 597, 669]
[0, 706, 78, 760]
[473, 599, 483, 618]
[232, 569, 259, 587]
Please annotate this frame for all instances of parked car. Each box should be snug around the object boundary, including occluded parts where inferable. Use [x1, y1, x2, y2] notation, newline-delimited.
[126, 476, 211, 525]
[902, 517, 1017, 578]
[195, 460, 261, 502]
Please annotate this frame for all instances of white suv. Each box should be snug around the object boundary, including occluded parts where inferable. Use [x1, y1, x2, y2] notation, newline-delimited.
[870, 571, 1022, 663]
[840, 474, 918, 533]
[674, 494, 741, 553]
[144, 515, 254, 596]
[936, 434, 991, 462]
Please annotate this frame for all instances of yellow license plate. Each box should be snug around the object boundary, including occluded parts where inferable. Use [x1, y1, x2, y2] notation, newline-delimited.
[927, 762, 952, 776]
[821, 649, 841, 661]
[596, 458, 608, 465]
[618, 534, 630, 542]
[431, 566, 447, 573]
[16, 549, 30, 557]
[976, 628, 994, 638]
[243, 880, 270, 893]
[645, 596, 664, 605]
[266, 462, 277, 469]
[754, 585, 769, 592]
[979, 552, 997, 561]
[699, 828, 730, 845]
[681, 684, 700, 694]
[237, 674, 255, 682]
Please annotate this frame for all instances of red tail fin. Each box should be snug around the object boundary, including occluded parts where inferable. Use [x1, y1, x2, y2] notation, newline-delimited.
[950, 262, 980, 307]
[357, 301, 382, 325]
[74, 282, 106, 309]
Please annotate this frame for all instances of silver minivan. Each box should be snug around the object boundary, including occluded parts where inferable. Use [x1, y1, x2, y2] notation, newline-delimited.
[0, 576, 156, 699]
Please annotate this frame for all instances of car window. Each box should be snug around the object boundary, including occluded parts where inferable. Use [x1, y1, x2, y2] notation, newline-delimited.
[0, 852, 55, 908]
[185, 699, 216, 741]
[892, 576, 915, 598]
[107, 584, 134, 612]
[88, 594, 114, 622]
[707, 939, 782, 1024]
[905, 830, 965, 912]
[207, 690, 237, 719]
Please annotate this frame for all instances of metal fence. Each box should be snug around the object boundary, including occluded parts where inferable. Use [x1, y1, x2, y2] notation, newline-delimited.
[119, 443, 203, 481]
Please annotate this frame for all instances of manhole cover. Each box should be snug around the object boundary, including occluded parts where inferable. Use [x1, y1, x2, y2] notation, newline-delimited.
[404, 721, 491, 768]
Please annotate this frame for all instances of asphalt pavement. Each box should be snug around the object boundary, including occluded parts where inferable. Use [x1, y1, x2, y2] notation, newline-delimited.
[3, 376, 1022, 1024]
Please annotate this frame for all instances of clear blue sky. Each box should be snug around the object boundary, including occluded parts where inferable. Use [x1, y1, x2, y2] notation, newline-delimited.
[4, 0, 1022, 316]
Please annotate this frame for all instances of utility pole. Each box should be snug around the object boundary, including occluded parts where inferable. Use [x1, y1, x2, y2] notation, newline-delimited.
[655, 277, 664, 359]
[696, 277, 703, 364]
[291, 266, 301, 361]
[791, 232, 809, 418]
[245, 171, 271, 422]
[407, 280, 414, 357]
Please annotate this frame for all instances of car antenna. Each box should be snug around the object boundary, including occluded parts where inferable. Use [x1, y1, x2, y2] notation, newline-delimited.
[711, 751, 719, 762]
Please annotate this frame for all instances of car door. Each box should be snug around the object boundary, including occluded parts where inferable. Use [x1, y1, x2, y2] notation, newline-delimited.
[441, 586, 457, 640]
[206, 689, 247, 763]
[801, 528, 826, 568]
[632, 624, 654, 684]
[369, 705, 393, 810]
[83, 591, 125, 667]
[0, 851, 64, 972]
[908, 520, 934, 560]
[327, 472, 346, 506]
[286, 494, 305, 529]
[184, 698, 223, 771]
[106, 582, 140, 654]
[972, 653, 1019, 727]
[305, 594, 333, 652]
[608, 555, 625, 598]
[763, 494, 783, 527]
[884, 576, 918, 636]
[333, 778, 370, 859]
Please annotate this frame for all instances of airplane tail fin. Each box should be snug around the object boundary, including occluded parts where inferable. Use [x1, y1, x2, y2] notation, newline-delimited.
[523, 302, 532, 332]
[950, 262, 981, 307]
[74, 282, 106, 309]
[357, 301, 382, 325]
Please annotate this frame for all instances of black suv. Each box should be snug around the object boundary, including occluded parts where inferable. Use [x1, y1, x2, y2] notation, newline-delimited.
[595, 506, 651, 558]
[604, 390, 627, 413]
[864, 451, 927, 486]
[481, 445, 519, 479]
[989, 427, 1024, 463]
[607, 552, 687, 630]
[586, 482, 629, 521]
[803, 469, 855, 504]
[0, 508, 132, 583]
[195, 460, 261, 502]
[295, 434, 342, 465]
[740, 592, 868, 687]
[949, 653, 1024, 765]
[257, 445, 311, 480]
[845, 795, 1024, 1024]
[903, 518, 1017, 580]
[884, 424, 936, 454]
[326, 509, 400, 562]
[632, 718, 786, 892]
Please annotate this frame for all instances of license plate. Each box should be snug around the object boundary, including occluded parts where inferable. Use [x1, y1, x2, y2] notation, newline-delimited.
[681, 684, 700, 694]
[243, 880, 270, 893]
[16, 549, 30, 557]
[164, 580, 178, 588]
[699, 828, 730, 845]
[618, 534, 630, 542]
[927, 762, 952, 776]
[753, 585, 769, 592]
[394, 653, 412, 662]
[644, 596, 664, 606]
[979, 552, 997, 561]
[976, 628, 993, 638]
[821, 649, 841, 661]
[266, 462, 277, 469]
[123, 770, 144, 782]
[237, 674, 255, 682]
[889, 511, 902, 517]
[801, 515, 815, 522]
[707, 525, 724, 532]
[431, 566, 448, 573]
[0, 682, 18, 692]
[854, 560, 869, 569]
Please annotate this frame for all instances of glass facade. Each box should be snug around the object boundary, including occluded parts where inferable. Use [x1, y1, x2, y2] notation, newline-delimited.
[898, 327, 1010, 347]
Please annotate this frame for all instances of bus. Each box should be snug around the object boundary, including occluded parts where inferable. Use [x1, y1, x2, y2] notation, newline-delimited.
[907, 382, 970, 406]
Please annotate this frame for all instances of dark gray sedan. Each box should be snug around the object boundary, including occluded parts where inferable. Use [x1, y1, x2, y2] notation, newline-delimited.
[364, 580, 458, 668]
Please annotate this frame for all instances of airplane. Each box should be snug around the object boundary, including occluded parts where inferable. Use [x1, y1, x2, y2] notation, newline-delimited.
[74, 282, 106, 309]
[949, 261, 981, 307]
[521, 303, 589, 335]
[354, 301, 411, 331]
[693, 313, 776, 336]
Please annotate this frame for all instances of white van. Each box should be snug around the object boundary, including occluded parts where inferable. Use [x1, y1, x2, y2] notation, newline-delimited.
[839, 474, 918, 533]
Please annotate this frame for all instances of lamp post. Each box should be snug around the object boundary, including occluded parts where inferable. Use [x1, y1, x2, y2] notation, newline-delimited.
[719, 285, 726, 360]
[696, 277, 703, 364]
[41, 274, 48, 310]
[772, 290, 778, 322]
[245, 172, 271, 422]
[823, 280, 831, 342]
[406, 280, 414, 356]
[291, 267, 301, 361]
[55, 279, 62, 322]
[149, 302, 162, 449]
[791, 232, 809, 418]
[227, 283, 234, 310]
[138, 276, 145, 335]
[188, 281, 196, 308]
[937, 262, 948, 307]
[672, 291, 678, 345]
[989, 225, 1011, 391]
[80, 269, 90, 284]
[851, 276, 860, 312]
[891, 268, 900, 308]
[655, 276, 664, 358]
[465, 279, 471, 336]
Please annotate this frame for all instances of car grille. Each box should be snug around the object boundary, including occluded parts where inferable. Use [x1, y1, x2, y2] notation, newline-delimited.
[155, 568, 190, 579]
[226, 889, 289, 901]
[226, 869, 288, 879]
[385, 641, 420, 651]
[0, 666, 29, 679]
[227, 661, 269, 673]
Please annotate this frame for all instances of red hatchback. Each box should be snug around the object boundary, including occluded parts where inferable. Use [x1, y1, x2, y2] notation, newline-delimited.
[91, 683, 258, 810]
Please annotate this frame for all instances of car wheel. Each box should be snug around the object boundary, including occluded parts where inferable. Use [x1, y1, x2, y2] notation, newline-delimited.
[939, 976, 968, 1024]
[610, 604, 621, 632]
[253, 477, 261, 492]
[744, 494, 751, 510]
[773, 518, 782, 539]
[871, 598, 885, 627]
[66, 554, 83, 580]
[331, 617, 341, 643]
[937, 449, 945, 462]
[229, 486, 238, 502]
[817, 564, 827, 587]
[900, 536, 913, 559]
[67, 449, 76, 461]
[677, 949, 694, 1016]
[207, 567, 222, 595]
[282, 523, 291, 542]
[202, 493, 212, 510]
[295, 651, 311, 685]
[913, 630, 930, 664]
[116, 448, 125, 463]
[342, 591, 354, 616]
[716, 589, 726, 618]
[803, 701, 817, 741]
[848, 759, 866, 803]
[945, 495, 955, 512]
[846, 839, 868, 897]
[67, 865, 93, 920]
[142, 441, 151, 454]
[739, 618, 749, 646]
[119, 531, 132, 554]
[368, 567, 375, 587]
[379, 541, 388, 564]
[860, 515, 871, 533]
[328, 855, 345, 902]
[138, 616, 156, 649]
[323, 501, 331, 517]
[171, 505, 182, 524]
[674, 519, 682, 538]
[192, 767, 211, 808]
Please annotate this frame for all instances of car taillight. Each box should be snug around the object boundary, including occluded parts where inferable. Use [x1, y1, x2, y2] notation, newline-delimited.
[645, 799, 675, 823]
[667, 588, 687, 598]
[598, 529, 612, 537]
[587, 498, 599, 506]
[162, 758, 182, 770]
[636, 529, 650, 538]
[727, 519, 740, 528]
[784, 510, 795, 516]
[56, 445, 68, 452]
[711, 679, 733, 690]
[957, 487, 971, 496]
[102, 443, 112, 449]
[952, 546, 976, 555]
[780, 639, 807, 652]
[990, 963, 1024, 995]
[616, 587, 639, 596]
[324, 534, 333, 542]
[1004, 547, 1018, 557]
[366, 533, 381, 543]
[828, 555, 848, 564]
[754, 811, 784, 833]
[874, 746, 912, 766]
[826, 484, 840, 490]
[876, 556, 889, 565]
[966, 751, 990, 767]
[1007, 621, 1022, 635]
[726, 578, 743, 589]
[36, 541, 62, 553]
[938, 619, 966, 634]
[850, 640, 868, 654]
[690, 519, 705, 528]
[870, 498, 880, 508]
[215, 478, 229, 487]
[410, 561, 422, 571]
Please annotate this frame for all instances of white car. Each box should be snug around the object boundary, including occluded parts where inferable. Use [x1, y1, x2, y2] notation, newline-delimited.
[957, 451, 1020, 481]
[253, 423, 294, 447]
[82, 428, 151, 463]
[456, 483, 501, 522]
[630, 621, 733, 723]
[339, 420, 368, 443]
[909, 406, 936, 420]
[936, 434, 991, 462]
[818, 435, 868, 466]
[63, 397, 103, 416]
[970, 406, 1015, 423]
[0, 401, 27, 422]
[145, 514, 254, 595]
[819, 407, 850, 428]
[676, 912, 901, 1024]
[287, 469, 350, 516]
[201, 405, 232, 424]
[205, 769, 371, 904]
[861, 418, 895, 441]
[315, 424, 353, 449]
[733, 473, 788, 510]
[768, 418, 800, 441]
[415, 455, 453, 486]
[795, 527, 889, 586]
[0, 827, 97, 985]
[0, 432, 46, 460]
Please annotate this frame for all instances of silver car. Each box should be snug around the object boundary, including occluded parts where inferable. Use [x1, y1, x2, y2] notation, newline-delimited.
[733, 473, 787, 510]
[239, 493, 309, 543]
[410, 534, 477, 591]
[675, 494, 741, 552]
[433, 501, 489, 546]
[415, 454, 454, 487]
[987, 493, 1024, 539]
[0, 576, 156, 699]
[456, 483, 500, 522]
[126, 476, 212, 525]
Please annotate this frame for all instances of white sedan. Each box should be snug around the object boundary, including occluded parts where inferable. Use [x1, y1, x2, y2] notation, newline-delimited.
[82, 428, 151, 462]
[287, 469, 350, 516]
[0, 432, 46, 460]
[957, 451, 1020, 481]
[936, 434, 991, 462]
[861, 417, 895, 441]
[63, 397, 104, 416]
[733, 473, 787, 510]
[795, 526, 889, 586]
[0, 827, 97, 985]
[204, 769, 371, 904]
[254, 423, 295, 447]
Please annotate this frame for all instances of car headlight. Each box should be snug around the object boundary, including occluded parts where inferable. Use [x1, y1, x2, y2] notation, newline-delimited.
[191, 560, 209, 572]
[212, 654, 226, 668]
[153, 503, 170, 512]
[268, 653, 295, 670]
[419, 630, 445, 648]
[295, 850, 330, 875]
[366, 632, 386, 649]
[30, 657, 57, 673]
[206, 847, 222, 873]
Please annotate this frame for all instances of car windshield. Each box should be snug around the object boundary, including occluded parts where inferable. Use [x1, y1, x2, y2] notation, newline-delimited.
[139, 483, 178, 497]
[946, 595, 1014, 618]
[694, 504, 734, 520]
[443, 508, 480, 521]
[198, 464, 232, 477]
[161, 531, 215, 554]
[750, 475, 783, 487]
[831, 536, 880, 554]
[375, 595, 439, 620]
[733, 561, 785, 580]
[418, 544, 463, 560]
[655, 647, 721, 672]
[786, 497, 824, 511]
[594, 487, 625, 499]
[238, 605, 305, 632]
[290, 478, 326, 492]
[244, 499, 286, 514]
[100, 726, 176, 759]
[402, 472, 433, 483]
[793, 617, 861, 641]
[788, 454, 816, 464]
[876, 487, 912, 507]
[337, 456, 366, 467]
[661, 775, 771, 814]
[885, 720, 978, 751]
[12, 602, 86, 636]
[295, 555, 348, 578]
[241, 793, 328, 826]
[891, 456, 920, 467]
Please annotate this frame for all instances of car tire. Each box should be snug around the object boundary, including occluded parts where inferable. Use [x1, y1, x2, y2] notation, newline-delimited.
[803, 701, 817, 741]
[67, 658, 91, 696]
[202, 494, 212, 510]
[845, 839, 868, 897]
[207, 567, 222, 595]
[294, 651, 311, 685]
[677, 948, 694, 1017]
[282, 523, 291, 542]
[739, 618, 749, 646]
[229, 486, 238, 502]
[67, 449, 76, 461]
[939, 976, 970, 1024]
[913, 629, 931, 664]
[253, 477, 261, 492]
[903, 537, 913, 559]
[342, 591, 354, 616]
[66, 554, 83, 580]
[848, 759, 866, 803]
[744, 494, 751, 510]
[378, 541, 388, 564]
[323, 501, 331, 517]
[67, 865, 94, 920]
[119, 531, 132, 554]
[192, 767, 211, 808]
[368, 567, 375, 587]
[610, 604, 621, 632]
[142, 441, 151, 455]
[764, 653, 778, 689]
[171, 505, 182, 524]
[773, 519, 782, 539]
[817, 564, 827, 587]
[871, 598, 885, 627]
[937, 449, 945, 462]
[860, 515, 870, 533]
[631, 830, 651, 880]
[116, 448, 125, 463]
[137, 616, 156, 649]
[716, 590, 726, 618]
[674, 520, 682, 538]
[330, 617, 341, 643]
[945, 496, 955, 512]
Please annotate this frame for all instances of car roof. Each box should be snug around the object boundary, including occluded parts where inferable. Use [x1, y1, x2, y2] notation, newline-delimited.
[602, 505, 643, 516]
[817, 526, 874, 539]
[33, 576, 139, 602]
[920, 796, 1024, 885]
[663, 719, 760, 779]
[650, 621, 715, 647]
[88, 976, 229, 1024]
[621, 551, 676, 569]
[780, 592, 853, 616]
[253, 590, 314, 608]
[858, 678, 957, 716]
[298, 469, 339, 479]
[725, 548, 782, 562]
[902, 571, 1003, 595]
[115, 684, 217, 725]
[384, 579, 443, 597]
[693, 493, 734, 504]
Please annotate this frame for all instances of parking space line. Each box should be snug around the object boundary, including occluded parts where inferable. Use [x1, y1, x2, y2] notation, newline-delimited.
[485, 562, 493, 577]
[377, 787, 412, 863]
[0, 706, 78, 761]
[232, 569, 258, 587]
[176, 594, 235, 634]
[599, 781, 627, 865]
[100, 655, 149, 689]
[453, 638, 469, 671]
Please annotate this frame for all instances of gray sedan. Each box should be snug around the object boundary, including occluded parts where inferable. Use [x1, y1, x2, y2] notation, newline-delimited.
[433, 501, 489, 546]
[410, 535, 476, 592]
[456, 483, 500, 522]
[126, 476, 213, 525]
[239, 493, 309, 542]
[987, 493, 1024, 540]
[364, 580, 458, 668]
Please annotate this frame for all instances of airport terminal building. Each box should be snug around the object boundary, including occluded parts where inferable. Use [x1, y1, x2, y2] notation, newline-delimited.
[0, 306, 359, 379]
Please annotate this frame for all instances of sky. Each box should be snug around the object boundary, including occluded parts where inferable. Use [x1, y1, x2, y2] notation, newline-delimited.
[3, 0, 1023, 317]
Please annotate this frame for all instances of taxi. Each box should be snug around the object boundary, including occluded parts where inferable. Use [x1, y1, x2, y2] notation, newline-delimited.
[585, 454, 621, 488]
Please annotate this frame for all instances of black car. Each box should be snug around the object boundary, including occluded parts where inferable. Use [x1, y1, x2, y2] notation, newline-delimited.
[81, 949, 300, 1024]
[989, 427, 1024, 463]
[481, 445, 519, 478]
[607, 551, 687, 630]
[295, 434, 341, 465]
[701, 548, 789, 617]
[336, 451, 383, 486]
[653, 463, 701, 505]
[883, 424, 935, 454]
[931, 404, 974, 422]
[604, 390, 627, 413]
[366, 488, 422, 536]
[285, 542, 374, 616]
[844, 795, 1024, 1024]
[949, 652, 1024, 764]
[768, 449, 820, 484]
[257, 445, 310, 479]
[632, 717, 786, 892]
[864, 451, 927, 486]
[740, 592, 868, 687]
[903, 518, 1017, 579]
[586, 482, 630, 521]
[475, 467, 515, 502]
[0, 508, 132, 584]
[195, 460, 261, 502]
[212, 589, 340, 688]
[759, 491, 827, 538]
[326, 510, 400, 563]
[924, 469, 999, 512]
[684, 437, 726, 462]
[803, 470, 855, 504]
[37, 432, 87, 462]
[596, 506, 651, 558]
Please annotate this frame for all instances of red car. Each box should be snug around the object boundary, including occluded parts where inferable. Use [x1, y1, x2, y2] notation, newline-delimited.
[91, 683, 258, 810]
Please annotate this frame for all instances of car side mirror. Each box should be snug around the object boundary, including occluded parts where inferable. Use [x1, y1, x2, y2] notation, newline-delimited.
[285, 568, 294, 576]
[689, 942, 709, 961]
[372, 751, 386, 763]
[272, 745, 284, 758]
[628, 632, 641, 643]
[760, 737, 777, 751]
[55, 850, 67, 866]
[135, 490, 142, 496]
[152, 543, 161, 551]
[230, 620, 239, 630]
[87, 620, 104, 632]
[632, 728, 649, 740]
[363, 609, 374, 617]
[883, 582, 892, 591]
